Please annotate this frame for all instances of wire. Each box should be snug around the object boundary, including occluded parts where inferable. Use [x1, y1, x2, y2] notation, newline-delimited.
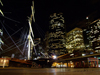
[1, 42, 25, 54]
[35, 22, 45, 34]
[2, 43, 9, 48]
[3, 41, 21, 51]
[0, 14, 20, 23]
[20, 27, 28, 43]
[3, 37, 20, 46]
[22, 40, 28, 54]
[1, 37, 19, 49]
[33, 46, 37, 55]
[0, 21, 23, 54]
[34, 23, 45, 39]
[3, 22, 16, 31]
[3, 27, 23, 41]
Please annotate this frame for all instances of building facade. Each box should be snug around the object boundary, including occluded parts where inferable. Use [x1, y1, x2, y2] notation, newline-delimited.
[44, 31, 49, 53]
[49, 13, 66, 56]
[66, 28, 85, 53]
[84, 19, 100, 53]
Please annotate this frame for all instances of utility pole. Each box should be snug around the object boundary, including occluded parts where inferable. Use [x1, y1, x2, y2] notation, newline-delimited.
[27, 1, 36, 60]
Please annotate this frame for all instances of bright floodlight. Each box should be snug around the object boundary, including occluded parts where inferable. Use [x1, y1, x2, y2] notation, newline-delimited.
[52, 55, 57, 59]
[86, 16, 89, 19]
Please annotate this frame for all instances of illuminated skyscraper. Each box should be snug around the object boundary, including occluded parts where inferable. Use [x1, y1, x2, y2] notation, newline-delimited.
[49, 13, 66, 56]
[66, 28, 85, 53]
[85, 19, 100, 53]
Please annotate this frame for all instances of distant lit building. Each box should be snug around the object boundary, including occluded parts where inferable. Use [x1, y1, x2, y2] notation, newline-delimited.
[84, 19, 100, 53]
[0, 57, 11, 67]
[49, 13, 66, 56]
[66, 28, 85, 53]
[44, 31, 49, 52]
[42, 31, 50, 57]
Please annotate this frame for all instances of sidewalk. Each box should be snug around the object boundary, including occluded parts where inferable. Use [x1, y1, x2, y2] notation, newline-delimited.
[0, 67, 32, 69]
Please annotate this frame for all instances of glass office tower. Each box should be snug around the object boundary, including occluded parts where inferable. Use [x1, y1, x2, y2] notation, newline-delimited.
[49, 13, 66, 56]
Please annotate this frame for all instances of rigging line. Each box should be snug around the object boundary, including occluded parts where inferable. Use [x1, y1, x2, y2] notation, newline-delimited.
[34, 42, 40, 47]
[20, 32, 28, 53]
[2, 42, 23, 54]
[34, 23, 45, 38]
[35, 27, 45, 38]
[41, 52, 46, 57]
[3, 27, 23, 41]
[3, 41, 22, 51]
[3, 21, 15, 31]
[0, 14, 20, 23]
[0, 21, 23, 54]
[0, 43, 18, 54]
[21, 30, 29, 53]
[35, 22, 45, 34]
[2, 43, 24, 53]
[1, 42, 25, 54]
[2, 43, 22, 55]
[1, 42, 24, 53]
[33, 46, 37, 56]
[20, 28, 28, 42]
[1, 38, 15, 48]
[0, 48, 3, 51]
[22, 40, 28, 54]
[2, 36, 21, 46]
[3, 43, 9, 48]
[34, 24, 44, 39]
[34, 10, 47, 33]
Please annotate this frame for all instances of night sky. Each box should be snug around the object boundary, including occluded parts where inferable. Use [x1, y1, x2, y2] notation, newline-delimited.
[1, 0, 100, 39]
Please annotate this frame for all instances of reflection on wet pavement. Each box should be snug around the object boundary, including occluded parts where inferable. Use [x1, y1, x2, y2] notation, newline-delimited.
[0, 68, 100, 75]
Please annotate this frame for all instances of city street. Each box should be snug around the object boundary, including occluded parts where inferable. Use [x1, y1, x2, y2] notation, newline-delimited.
[0, 67, 100, 75]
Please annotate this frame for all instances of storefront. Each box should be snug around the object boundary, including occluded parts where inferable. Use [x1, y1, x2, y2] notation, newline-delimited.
[52, 57, 99, 68]
[51, 62, 67, 68]
[0, 57, 11, 68]
[97, 57, 100, 67]
[74, 58, 99, 68]
[88, 58, 99, 68]
[67, 61, 74, 68]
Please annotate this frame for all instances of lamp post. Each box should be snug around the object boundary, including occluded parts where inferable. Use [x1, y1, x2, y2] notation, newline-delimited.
[52, 55, 57, 59]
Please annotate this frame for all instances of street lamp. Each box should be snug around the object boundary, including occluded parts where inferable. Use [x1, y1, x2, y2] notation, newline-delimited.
[52, 55, 57, 59]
